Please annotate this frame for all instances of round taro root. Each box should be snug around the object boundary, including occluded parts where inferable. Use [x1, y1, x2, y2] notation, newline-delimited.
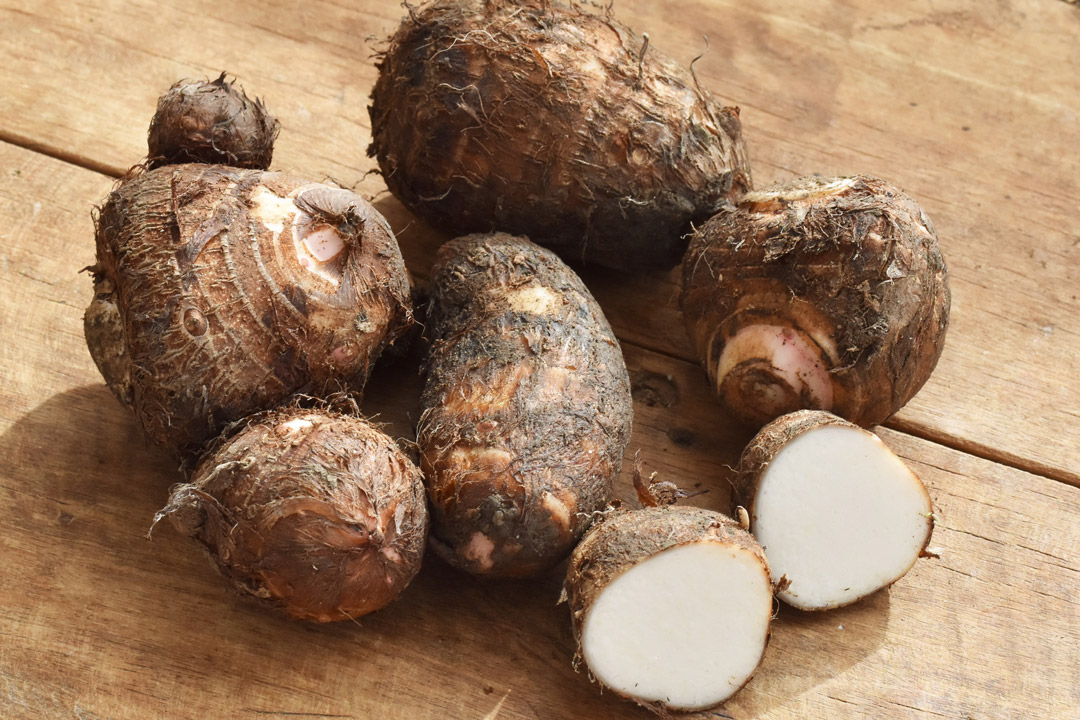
[681, 175, 950, 428]
[418, 233, 633, 577]
[148, 73, 280, 170]
[736, 410, 935, 611]
[368, 0, 751, 272]
[159, 408, 429, 622]
[84, 164, 413, 459]
[563, 506, 774, 714]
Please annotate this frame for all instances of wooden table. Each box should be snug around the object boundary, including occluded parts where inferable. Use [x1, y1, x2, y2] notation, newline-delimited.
[2, 1, 1078, 717]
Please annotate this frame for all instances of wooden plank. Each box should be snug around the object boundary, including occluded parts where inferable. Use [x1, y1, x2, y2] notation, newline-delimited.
[2, 140, 1078, 718]
[0, 0, 397, 182]
[2, 0, 1076, 482]
[673, 0, 1080, 485]
[750, 427, 1080, 720]
[0, 139, 739, 720]
[586, 0, 1080, 484]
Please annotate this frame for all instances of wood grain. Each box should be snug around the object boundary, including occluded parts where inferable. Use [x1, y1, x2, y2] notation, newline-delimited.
[0, 0, 1075, 481]
[2, 0, 1079, 717]
[2, 139, 1079, 719]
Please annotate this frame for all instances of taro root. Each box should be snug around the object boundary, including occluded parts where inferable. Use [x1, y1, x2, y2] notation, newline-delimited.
[159, 408, 428, 622]
[83, 283, 133, 409]
[147, 72, 280, 169]
[563, 505, 773, 714]
[417, 233, 633, 577]
[681, 174, 950, 428]
[84, 164, 413, 459]
[735, 410, 935, 611]
[368, 0, 751, 272]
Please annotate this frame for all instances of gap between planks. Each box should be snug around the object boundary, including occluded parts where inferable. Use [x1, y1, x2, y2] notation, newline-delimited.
[884, 416, 1079, 490]
[0, 129, 127, 180]
[6, 133, 1072, 490]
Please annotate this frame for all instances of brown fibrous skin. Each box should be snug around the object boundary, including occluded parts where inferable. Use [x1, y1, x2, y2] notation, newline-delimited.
[417, 233, 633, 577]
[147, 73, 280, 170]
[368, 0, 751, 272]
[84, 164, 413, 460]
[563, 505, 771, 716]
[159, 408, 428, 622]
[83, 282, 134, 409]
[681, 175, 950, 428]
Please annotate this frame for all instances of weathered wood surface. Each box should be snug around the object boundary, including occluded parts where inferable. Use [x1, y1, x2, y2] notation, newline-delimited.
[0, 0, 1078, 717]
[3, 141, 1079, 719]
[0, 0, 1077, 482]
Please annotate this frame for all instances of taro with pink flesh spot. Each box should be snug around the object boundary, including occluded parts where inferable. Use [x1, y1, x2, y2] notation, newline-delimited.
[681, 175, 950, 428]
[84, 164, 412, 460]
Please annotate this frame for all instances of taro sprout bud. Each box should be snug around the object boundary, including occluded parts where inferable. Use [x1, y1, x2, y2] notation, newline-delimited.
[148, 72, 280, 169]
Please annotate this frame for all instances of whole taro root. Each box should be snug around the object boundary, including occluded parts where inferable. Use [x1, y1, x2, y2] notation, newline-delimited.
[148, 73, 279, 170]
[681, 175, 950, 428]
[418, 233, 633, 577]
[368, 0, 751, 272]
[159, 408, 428, 622]
[84, 165, 413, 460]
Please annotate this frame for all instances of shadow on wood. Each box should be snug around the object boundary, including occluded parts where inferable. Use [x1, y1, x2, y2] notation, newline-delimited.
[0, 386, 657, 718]
[0, 383, 181, 531]
[725, 591, 893, 718]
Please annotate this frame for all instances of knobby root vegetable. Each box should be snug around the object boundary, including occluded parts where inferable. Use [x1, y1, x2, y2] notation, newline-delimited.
[681, 175, 950, 428]
[85, 164, 413, 459]
[368, 0, 751, 272]
[83, 285, 134, 409]
[563, 506, 773, 714]
[147, 72, 280, 170]
[417, 233, 632, 577]
[157, 408, 428, 622]
[736, 410, 935, 611]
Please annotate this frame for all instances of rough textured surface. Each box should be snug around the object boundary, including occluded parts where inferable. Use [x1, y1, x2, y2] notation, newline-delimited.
[418, 233, 632, 577]
[147, 73, 279, 170]
[85, 163, 413, 460]
[82, 287, 133, 408]
[159, 408, 428, 622]
[2, 0, 1080, 716]
[564, 505, 771, 715]
[368, 0, 751, 272]
[682, 175, 950, 428]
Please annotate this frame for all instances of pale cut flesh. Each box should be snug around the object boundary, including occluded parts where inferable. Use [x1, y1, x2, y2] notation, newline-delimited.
[580, 541, 773, 710]
[752, 424, 933, 610]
